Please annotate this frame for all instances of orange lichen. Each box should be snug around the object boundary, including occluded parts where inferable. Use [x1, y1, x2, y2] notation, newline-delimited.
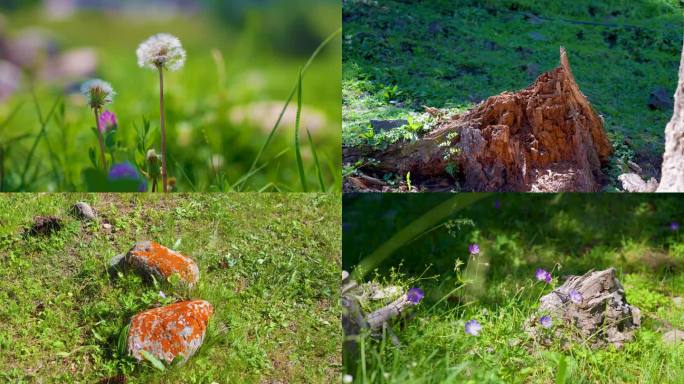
[128, 300, 213, 363]
[128, 241, 199, 285]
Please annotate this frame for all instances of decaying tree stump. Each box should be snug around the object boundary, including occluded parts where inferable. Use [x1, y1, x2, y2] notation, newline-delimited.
[344, 48, 613, 192]
[527, 268, 641, 349]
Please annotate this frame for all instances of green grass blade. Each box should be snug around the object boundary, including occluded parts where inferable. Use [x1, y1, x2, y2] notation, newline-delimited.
[246, 27, 341, 178]
[140, 350, 166, 371]
[231, 148, 290, 191]
[294, 69, 307, 192]
[20, 95, 61, 190]
[306, 127, 325, 192]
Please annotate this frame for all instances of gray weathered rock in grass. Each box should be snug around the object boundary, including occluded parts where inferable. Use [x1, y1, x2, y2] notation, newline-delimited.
[648, 86, 674, 111]
[70, 202, 96, 221]
[527, 268, 641, 348]
[663, 329, 684, 345]
[112, 241, 200, 287]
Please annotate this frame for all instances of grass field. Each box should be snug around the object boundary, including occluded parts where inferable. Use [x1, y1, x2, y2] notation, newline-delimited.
[0, 193, 341, 383]
[1, 0, 341, 192]
[343, 193, 684, 383]
[342, 0, 683, 185]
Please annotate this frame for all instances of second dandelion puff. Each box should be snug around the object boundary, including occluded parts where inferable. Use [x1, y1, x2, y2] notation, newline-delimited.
[82, 78, 116, 170]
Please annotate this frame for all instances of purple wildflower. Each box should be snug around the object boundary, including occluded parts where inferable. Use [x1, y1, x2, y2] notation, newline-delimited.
[468, 243, 480, 255]
[670, 221, 680, 232]
[494, 199, 501, 209]
[108, 162, 147, 192]
[539, 316, 552, 328]
[98, 110, 117, 133]
[569, 290, 582, 304]
[465, 319, 481, 336]
[407, 288, 425, 304]
[159, 291, 166, 299]
[535, 268, 552, 284]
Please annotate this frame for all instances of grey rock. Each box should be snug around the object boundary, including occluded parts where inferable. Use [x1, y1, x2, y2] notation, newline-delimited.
[528, 31, 547, 41]
[108, 254, 125, 277]
[525, 13, 544, 25]
[672, 296, 683, 307]
[70, 202, 95, 221]
[663, 329, 684, 345]
[370, 119, 408, 133]
[648, 87, 673, 111]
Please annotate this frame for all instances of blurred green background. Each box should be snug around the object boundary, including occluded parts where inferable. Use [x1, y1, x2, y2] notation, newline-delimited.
[0, 0, 341, 192]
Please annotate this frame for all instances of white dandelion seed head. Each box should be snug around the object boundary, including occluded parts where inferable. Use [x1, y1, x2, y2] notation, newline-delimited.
[81, 78, 115, 109]
[136, 33, 186, 72]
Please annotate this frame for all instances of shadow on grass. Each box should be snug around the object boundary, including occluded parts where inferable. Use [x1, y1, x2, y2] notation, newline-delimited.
[343, 193, 684, 286]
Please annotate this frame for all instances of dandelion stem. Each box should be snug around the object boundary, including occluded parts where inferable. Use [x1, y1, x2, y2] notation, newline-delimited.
[158, 68, 168, 193]
[94, 108, 107, 170]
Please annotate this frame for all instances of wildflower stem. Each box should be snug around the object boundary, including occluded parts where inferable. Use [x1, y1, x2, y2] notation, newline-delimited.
[158, 67, 168, 192]
[94, 108, 107, 170]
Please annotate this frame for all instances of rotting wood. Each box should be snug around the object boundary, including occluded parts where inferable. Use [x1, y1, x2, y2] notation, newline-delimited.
[344, 48, 613, 192]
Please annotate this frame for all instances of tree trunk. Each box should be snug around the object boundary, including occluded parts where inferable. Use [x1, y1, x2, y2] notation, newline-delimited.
[657, 39, 684, 192]
[344, 48, 613, 192]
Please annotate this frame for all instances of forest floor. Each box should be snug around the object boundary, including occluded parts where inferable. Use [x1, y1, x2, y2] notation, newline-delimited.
[343, 193, 684, 383]
[342, 0, 683, 191]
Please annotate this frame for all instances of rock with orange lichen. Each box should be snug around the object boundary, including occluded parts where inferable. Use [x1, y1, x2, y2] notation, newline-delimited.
[113, 241, 200, 287]
[127, 300, 213, 364]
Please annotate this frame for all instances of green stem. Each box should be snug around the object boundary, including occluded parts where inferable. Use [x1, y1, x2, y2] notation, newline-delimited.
[94, 108, 107, 171]
[159, 67, 168, 193]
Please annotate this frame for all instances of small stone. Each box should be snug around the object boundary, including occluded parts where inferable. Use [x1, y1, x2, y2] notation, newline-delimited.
[528, 31, 547, 41]
[525, 13, 544, 25]
[127, 300, 213, 364]
[648, 87, 673, 111]
[102, 223, 112, 231]
[123, 241, 200, 287]
[370, 119, 408, 133]
[108, 254, 125, 276]
[672, 297, 683, 308]
[663, 329, 684, 345]
[70, 202, 96, 221]
[428, 21, 443, 34]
